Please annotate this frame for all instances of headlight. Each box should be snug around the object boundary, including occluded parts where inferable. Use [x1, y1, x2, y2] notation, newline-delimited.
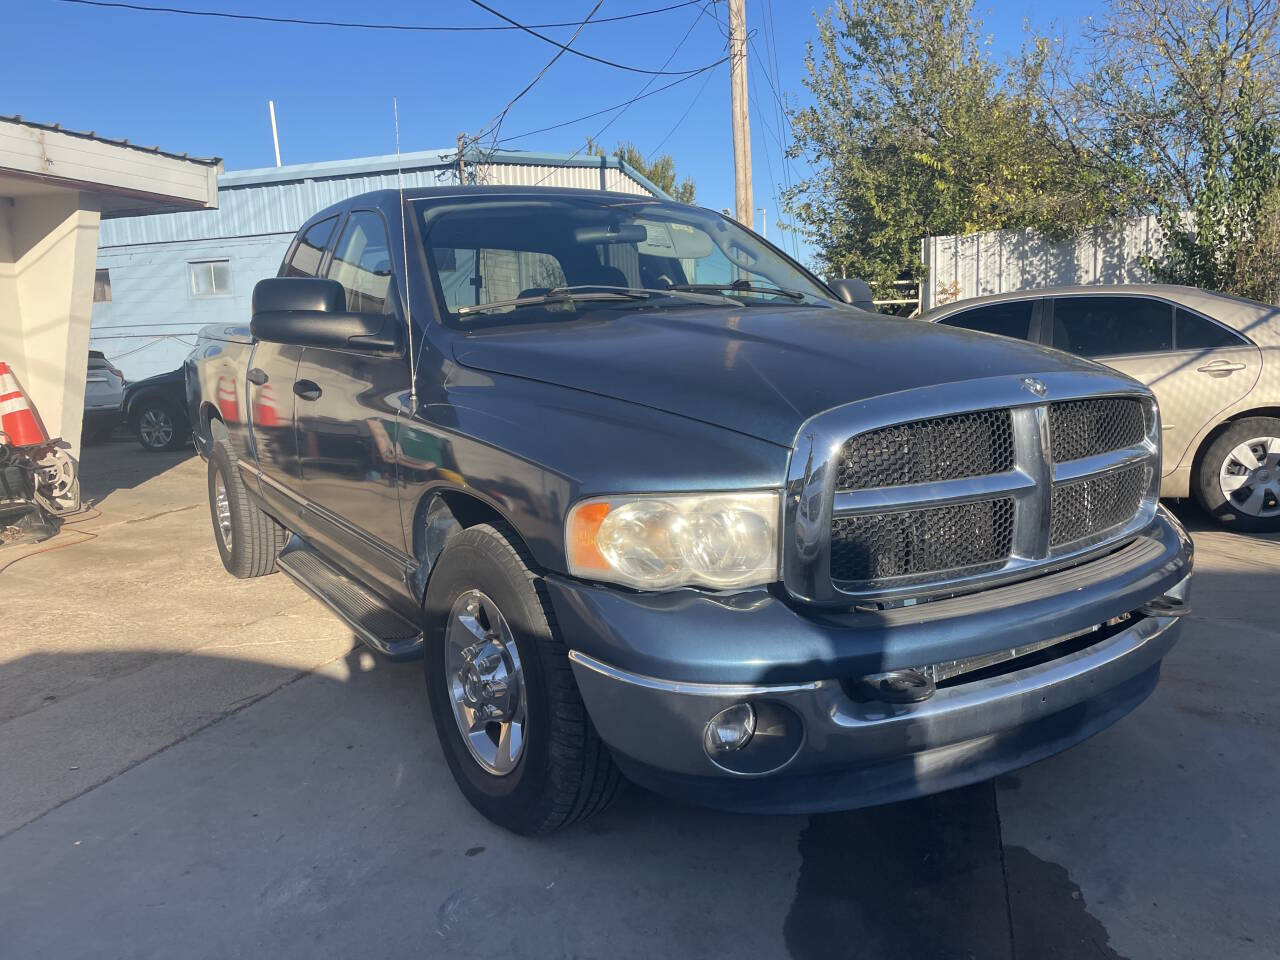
[566, 491, 780, 590]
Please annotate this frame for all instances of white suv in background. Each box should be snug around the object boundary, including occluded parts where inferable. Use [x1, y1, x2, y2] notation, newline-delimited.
[83, 349, 124, 443]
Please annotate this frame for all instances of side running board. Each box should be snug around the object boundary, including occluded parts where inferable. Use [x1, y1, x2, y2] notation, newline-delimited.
[276, 535, 423, 660]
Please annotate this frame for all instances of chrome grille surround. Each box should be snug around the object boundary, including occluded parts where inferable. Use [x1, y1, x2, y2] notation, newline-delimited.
[782, 371, 1162, 605]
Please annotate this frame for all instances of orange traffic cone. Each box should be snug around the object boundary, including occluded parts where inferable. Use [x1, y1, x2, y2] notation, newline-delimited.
[0, 361, 51, 447]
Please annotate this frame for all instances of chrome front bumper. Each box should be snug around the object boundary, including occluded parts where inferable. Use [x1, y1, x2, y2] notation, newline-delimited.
[569, 612, 1183, 813]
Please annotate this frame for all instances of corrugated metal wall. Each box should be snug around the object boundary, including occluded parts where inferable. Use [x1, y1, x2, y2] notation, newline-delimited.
[98, 167, 459, 247]
[92, 234, 291, 382]
[921, 216, 1164, 310]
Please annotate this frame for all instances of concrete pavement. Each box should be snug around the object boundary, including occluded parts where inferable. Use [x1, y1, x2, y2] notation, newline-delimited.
[0, 441, 1276, 959]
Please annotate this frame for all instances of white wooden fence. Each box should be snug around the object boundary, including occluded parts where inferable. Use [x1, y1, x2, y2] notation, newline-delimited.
[920, 215, 1165, 311]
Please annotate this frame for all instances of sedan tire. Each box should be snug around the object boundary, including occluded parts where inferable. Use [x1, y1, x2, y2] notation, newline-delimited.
[1195, 416, 1280, 532]
[423, 523, 623, 834]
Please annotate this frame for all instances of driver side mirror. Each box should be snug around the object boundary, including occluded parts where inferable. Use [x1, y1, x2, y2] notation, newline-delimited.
[251, 277, 403, 355]
[828, 278, 876, 312]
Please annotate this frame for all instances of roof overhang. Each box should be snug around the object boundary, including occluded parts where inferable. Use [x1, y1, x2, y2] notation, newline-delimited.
[0, 116, 221, 218]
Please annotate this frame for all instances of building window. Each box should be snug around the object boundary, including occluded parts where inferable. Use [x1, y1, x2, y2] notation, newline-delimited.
[93, 268, 112, 302]
[188, 259, 232, 298]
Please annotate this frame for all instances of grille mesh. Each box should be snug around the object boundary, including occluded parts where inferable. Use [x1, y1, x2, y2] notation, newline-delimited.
[830, 498, 1015, 587]
[836, 410, 1015, 491]
[1049, 398, 1147, 464]
[1050, 464, 1150, 548]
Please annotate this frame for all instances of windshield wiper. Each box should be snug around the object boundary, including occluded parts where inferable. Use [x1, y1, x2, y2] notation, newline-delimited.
[666, 280, 808, 301]
[457, 285, 649, 316]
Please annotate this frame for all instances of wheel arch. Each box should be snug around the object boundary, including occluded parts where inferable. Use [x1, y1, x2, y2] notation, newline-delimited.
[407, 487, 542, 604]
[1188, 406, 1280, 483]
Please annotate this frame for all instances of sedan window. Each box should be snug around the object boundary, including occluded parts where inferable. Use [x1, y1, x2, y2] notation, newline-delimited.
[1050, 296, 1172, 357]
[1175, 308, 1248, 350]
[937, 301, 1033, 339]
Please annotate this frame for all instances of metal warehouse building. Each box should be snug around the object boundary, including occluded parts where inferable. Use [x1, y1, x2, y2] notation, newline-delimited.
[91, 148, 671, 381]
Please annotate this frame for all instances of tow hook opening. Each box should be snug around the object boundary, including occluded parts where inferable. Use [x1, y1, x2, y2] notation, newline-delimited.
[851, 669, 937, 704]
[1139, 573, 1192, 618]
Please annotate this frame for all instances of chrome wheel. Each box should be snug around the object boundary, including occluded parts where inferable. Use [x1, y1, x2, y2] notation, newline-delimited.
[213, 473, 233, 548]
[444, 589, 527, 776]
[138, 408, 174, 448]
[1219, 436, 1280, 518]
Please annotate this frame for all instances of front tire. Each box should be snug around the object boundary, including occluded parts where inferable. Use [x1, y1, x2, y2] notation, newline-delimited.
[207, 439, 287, 577]
[1194, 417, 1280, 532]
[423, 523, 622, 834]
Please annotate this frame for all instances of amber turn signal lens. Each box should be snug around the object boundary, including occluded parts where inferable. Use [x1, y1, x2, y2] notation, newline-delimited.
[567, 501, 612, 571]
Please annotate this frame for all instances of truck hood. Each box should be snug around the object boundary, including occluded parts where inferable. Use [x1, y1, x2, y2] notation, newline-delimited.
[452, 305, 1105, 447]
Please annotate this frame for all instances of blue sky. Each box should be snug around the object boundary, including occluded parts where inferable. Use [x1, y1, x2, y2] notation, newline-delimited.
[5, 0, 1100, 264]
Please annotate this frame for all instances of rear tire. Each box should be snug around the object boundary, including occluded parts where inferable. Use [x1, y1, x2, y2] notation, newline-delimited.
[1194, 417, 1280, 532]
[423, 523, 623, 834]
[207, 439, 287, 577]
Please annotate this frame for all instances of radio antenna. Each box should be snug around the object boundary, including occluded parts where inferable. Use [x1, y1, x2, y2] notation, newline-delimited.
[394, 95, 417, 412]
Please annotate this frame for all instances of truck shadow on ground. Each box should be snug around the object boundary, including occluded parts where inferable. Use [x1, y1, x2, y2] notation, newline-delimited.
[2, 644, 1124, 960]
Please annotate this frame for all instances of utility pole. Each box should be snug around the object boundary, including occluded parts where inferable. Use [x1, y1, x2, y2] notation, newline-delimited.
[728, 0, 752, 227]
[456, 133, 467, 185]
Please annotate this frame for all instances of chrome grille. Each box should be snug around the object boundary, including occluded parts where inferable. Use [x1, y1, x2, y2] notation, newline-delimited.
[1050, 463, 1150, 547]
[782, 376, 1162, 605]
[836, 410, 1014, 490]
[1049, 398, 1148, 464]
[830, 498, 1014, 587]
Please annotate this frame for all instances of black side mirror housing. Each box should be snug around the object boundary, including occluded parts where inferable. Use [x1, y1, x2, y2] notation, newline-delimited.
[828, 278, 876, 312]
[250, 277, 403, 355]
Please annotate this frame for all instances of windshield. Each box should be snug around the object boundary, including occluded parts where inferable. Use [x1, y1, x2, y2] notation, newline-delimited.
[416, 195, 834, 325]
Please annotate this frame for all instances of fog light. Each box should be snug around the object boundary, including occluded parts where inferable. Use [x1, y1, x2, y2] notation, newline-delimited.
[704, 703, 756, 755]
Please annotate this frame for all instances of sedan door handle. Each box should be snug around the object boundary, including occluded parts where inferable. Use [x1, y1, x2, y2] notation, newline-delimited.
[246, 367, 268, 386]
[293, 379, 322, 401]
[1197, 360, 1246, 374]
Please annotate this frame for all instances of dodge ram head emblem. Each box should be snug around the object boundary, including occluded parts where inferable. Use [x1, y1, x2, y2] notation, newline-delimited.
[1021, 377, 1048, 398]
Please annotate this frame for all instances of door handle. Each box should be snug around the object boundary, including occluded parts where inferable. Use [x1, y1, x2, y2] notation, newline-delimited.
[1197, 360, 1246, 374]
[246, 367, 268, 385]
[293, 379, 322, 401]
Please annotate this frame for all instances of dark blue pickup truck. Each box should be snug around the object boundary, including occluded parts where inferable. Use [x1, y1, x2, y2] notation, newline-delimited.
[187, 187, 1192, 834]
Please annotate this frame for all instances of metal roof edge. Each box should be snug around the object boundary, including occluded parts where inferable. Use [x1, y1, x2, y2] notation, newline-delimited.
[0, 114, 221, 166]
[217, 147, 671, 198]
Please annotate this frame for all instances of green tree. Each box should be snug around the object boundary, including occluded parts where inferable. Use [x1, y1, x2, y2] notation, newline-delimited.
[587, 138, 696, 203]
[1047, 0, 1280, 300]
[783, 0, 1122, 294]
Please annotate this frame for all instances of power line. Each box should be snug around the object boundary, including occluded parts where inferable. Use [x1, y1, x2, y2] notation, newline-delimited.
[54, 0, 702, 32]
[647, 64, 720, 159]
[759, 0, 798, 256]
[476, 1, 604, 150]
[498, 70, 712, 144]
[465, 0, 717, 76]
[747, 53, 782, 240]
[532, 0, 721, 186]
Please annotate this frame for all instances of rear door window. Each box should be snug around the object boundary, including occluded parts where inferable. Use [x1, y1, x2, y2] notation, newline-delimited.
[326, 211, 394, 314]
[283, 216, 338, 278]
[1049, 296, 1172, 357]
[937, 301, 1034, 339]
[1175, 308, 1248, 349]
